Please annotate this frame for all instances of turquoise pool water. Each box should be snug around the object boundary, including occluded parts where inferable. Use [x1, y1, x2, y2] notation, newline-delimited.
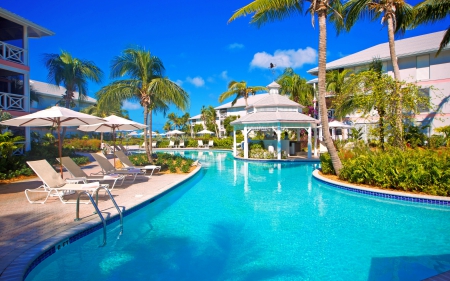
[27, 151, 450, 281]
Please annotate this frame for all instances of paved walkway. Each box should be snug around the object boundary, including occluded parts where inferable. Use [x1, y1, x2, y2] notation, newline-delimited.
[0, 153, 200, 280]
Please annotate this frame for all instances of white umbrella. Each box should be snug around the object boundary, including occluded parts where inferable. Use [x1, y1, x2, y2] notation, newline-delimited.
[166, 129, 185, 135]
[197, 129, 214, 135]
[0, 106, 106, 177]
[328, 120, 352, 128]
[128, 131, 139, 137]
[78, 115, 147, 165]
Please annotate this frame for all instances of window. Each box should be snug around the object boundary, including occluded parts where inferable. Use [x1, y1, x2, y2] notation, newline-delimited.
[416, 55, 430, 81]
[418, 88, 430, 112]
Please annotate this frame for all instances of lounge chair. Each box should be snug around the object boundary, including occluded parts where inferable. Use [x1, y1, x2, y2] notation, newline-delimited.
[25, 160, 108, 204]
[208, 140, 214, 148]
[59, 157, 125, 189]
[168, 140, 175, 148]
[152, 141, 157, 148]
[115, 151, 161, 177]
[118, 144, 132, 155]
[179, 140, 185, 148]
[198, 140, 205, 148]
[102, 143, 114, 154]
[90, 153, 144, 182]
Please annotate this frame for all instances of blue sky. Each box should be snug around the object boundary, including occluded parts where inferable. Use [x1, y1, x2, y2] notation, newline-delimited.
[3, 0, 450, 131]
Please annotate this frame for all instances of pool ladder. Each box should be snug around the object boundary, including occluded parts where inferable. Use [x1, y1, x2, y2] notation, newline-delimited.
[74, 186, 123, 247]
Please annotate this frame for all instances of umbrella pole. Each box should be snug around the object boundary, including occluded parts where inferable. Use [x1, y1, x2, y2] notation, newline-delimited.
[58, 120, 63, 178]
[113, 127, 116, 167]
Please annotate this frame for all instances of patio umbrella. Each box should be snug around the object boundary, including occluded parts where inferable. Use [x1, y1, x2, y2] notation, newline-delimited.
[166, 129, 185, 136]
[197, 129, 214, 135]
[0, 106, 106, 177]
[128, 131, 139, 137]
[78, 115, 147, 165]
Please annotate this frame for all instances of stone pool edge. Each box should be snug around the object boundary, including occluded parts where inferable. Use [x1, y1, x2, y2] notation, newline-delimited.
[312, 169, 450, 206]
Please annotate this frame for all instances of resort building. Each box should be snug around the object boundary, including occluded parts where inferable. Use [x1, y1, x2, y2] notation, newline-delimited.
[0, 8, 54, 150]
[307, 30, 450, 140]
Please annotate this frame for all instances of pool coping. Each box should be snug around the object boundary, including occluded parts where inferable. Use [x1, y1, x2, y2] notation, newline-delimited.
[312, 169, 450, 206]
[0, 165, 203, 281]
[234, 155, 320, 163]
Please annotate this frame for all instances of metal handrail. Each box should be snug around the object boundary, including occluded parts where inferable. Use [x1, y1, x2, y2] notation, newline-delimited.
[74, 191, 107, 247]
[95, 186, 123, 235]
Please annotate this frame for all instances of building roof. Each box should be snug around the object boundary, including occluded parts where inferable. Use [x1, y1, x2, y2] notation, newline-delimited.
[307, 30, 448, 75]
[231, 111, 317, 125]
[0, 8, 54, 38]
[251, 93, 305, 108]
[215, 93, 269, 109]
[30, 80, 97, 104]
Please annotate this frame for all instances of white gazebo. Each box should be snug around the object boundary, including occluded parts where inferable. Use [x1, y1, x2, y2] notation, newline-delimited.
[231, 81, 318, 160]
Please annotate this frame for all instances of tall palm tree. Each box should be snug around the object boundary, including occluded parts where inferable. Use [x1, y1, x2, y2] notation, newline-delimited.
[344, 0, 414, 148]
[43, 50, 103, 138]
[326, 69, 352, 97]
[97, 47, 189, 161]
[229, 0, 344, 175]
[219, 80, 267, 107]
[413, 0, 450, 56]
[277, 67, 314, 105]
[200, 105, 219, 136]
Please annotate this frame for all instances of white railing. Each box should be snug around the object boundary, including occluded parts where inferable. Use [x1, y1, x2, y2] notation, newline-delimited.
[0, 41, 25, 65]
[0, 91, 26, 111]
[13, 142, 25, 156]
[220, 114, 227, 119]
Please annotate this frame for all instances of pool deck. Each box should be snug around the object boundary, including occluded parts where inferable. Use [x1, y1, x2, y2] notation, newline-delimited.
[0, 151, 201, 281]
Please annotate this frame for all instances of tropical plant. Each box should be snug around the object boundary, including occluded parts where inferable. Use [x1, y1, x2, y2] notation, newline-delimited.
[326, 69, 352, 98]
[0, 110, 12, 133]
[200, 105, 219, 136]
[412, 0, 450, 56]
[435, 125, 450, 146]
[97, 47, 189, 161]
[229, 0, 345, 175]
[223, 115, 239, 136]
[277, 67, 314, 105]
[344, 0, 414, 148]
[166, 112, 190, 132]
[43, 50, 103, 138]
[219, 80, 266, 107]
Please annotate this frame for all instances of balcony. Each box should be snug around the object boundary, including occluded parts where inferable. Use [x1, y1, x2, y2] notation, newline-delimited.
[0, 91, 27, 112]
[0, 41, 25, 65]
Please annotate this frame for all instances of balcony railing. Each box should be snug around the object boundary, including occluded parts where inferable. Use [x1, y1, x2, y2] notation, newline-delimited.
[219, 114, 227, 119]
[0, 92, 27, 111]
[13, 142, 25, 156]
[0, 41, 25, 65]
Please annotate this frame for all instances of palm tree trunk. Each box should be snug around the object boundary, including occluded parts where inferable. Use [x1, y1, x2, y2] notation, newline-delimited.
[387, 15, 404, 149]
[143, 106, 151, 162]
[378, 106, 385, 151]
[148, 109, 153, 161]
[318, 8, 343, 175]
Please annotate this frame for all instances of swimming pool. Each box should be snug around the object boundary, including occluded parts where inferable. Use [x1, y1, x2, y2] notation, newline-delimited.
[26, 151, 450, 280]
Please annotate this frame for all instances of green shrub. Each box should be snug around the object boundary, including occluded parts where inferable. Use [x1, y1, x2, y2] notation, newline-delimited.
[319, 153, 335, 174]
[181, 163, 191, 173]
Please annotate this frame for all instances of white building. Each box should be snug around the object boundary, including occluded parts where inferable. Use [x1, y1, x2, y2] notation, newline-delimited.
[307, 30, 450, 139]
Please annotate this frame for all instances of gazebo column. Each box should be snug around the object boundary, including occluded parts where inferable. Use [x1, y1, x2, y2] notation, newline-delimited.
[233, 129, 237, 157]
[243, 126, 249, 159]
[314, 127, 318, 157]
[307, 126, 312, 159]
[296, 129, 300, 141]
[277, 125, 281, 160]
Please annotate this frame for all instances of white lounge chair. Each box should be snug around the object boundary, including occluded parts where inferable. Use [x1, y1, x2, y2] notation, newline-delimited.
[115, 151, 161, 177]
[208, 140, 214, 148]
[59, 157, 125, 189]
[198, 140, 205, 148]
[25, 160, 108, 204]
[168, 140, 175, 148]
[152, 141, 157, 148]
[179, 140, 185, 148]
[90, 153, 144, 182]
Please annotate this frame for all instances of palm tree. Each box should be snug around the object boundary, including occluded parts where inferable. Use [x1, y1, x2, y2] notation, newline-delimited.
[413, 0, 450, 56]
[326, 69, 352, 97]
[43, 50, 103, 138]
[219, 80, 266, 107]
[344, 0, 414, 148]
[97, 47, 189, 161]
[200, 105, 219, 136]
[229, 0, 345, 175]
[277, 67, 314, 105]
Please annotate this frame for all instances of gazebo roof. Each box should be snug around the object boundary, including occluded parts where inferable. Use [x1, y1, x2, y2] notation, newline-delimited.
[250, 93, 304, 108]
[231, 111, 317, 125]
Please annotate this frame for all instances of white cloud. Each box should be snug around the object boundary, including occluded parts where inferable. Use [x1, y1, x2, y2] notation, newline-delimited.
[250, 47, 317, 69]
[207, 77, 215, 83]
[228, 43, 244, 50]
[186, 76, 205, 87]
[122, 100, 141, 110]
[221, 71, 229, 80]
[175, 79, 183, 86]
